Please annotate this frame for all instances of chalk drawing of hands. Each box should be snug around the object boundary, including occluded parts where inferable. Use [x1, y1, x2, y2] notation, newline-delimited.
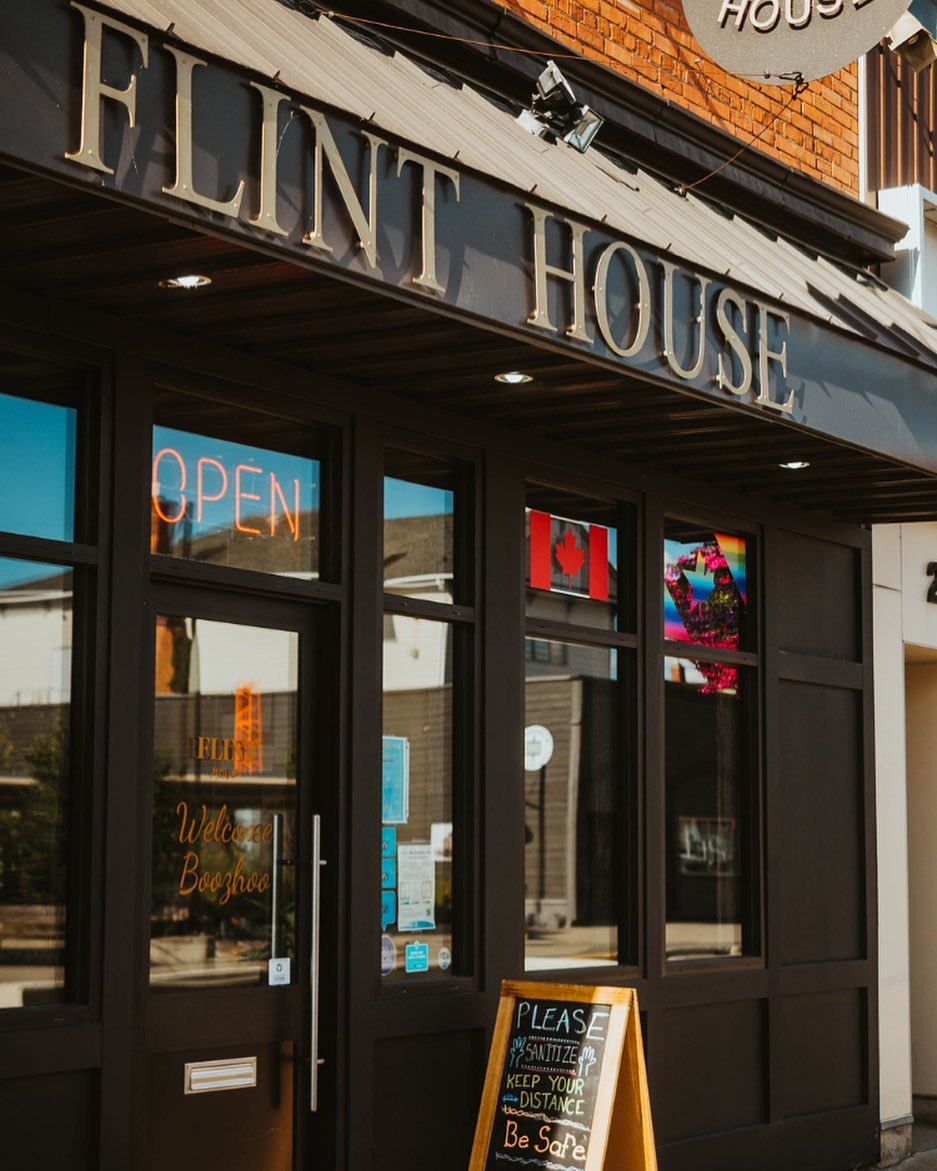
[578, 1046, 597, 1078]
[509, 1036, 527, 1067]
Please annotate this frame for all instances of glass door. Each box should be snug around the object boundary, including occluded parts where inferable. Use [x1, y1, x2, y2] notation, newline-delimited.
[143, 586, 332, 1171]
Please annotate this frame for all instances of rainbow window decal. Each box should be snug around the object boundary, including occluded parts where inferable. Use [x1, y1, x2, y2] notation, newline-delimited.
[663, 530, 748, 652]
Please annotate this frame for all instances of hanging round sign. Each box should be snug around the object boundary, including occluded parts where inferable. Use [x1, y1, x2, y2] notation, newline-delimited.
[682, 0, 914, 83]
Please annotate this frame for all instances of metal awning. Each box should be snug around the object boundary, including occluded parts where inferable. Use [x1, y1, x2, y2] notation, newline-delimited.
[91, 0, 937, 363]
[4, 0, 937, 522]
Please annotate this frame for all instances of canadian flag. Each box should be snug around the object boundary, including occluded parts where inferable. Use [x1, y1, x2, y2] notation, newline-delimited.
[528, 510, 609, 601]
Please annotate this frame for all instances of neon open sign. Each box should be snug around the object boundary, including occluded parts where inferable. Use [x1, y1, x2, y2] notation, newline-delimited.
[150, 426, 319, 559]
[153, 446, 303, 539]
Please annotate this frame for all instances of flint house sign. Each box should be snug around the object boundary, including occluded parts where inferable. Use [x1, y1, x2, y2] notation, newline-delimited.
[8, 0, 937, 466]
[0, 2, 795, 408]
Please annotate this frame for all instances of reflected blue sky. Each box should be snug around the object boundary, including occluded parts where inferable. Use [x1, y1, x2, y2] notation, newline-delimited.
[0, 556, 72, 591]
[0, 393, 75, 544]
[384, 477, 453, 519]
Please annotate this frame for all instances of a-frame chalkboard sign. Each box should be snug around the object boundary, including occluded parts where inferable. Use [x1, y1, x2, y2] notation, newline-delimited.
[469, 982, 657, 1171]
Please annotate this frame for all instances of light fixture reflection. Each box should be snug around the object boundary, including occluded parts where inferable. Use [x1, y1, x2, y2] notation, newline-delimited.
[495, 371, 533, 384]
[158, 274, 212, 290]
[779, 460, 810, 470]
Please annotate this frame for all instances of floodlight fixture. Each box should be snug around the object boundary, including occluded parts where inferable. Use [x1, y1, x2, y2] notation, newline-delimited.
[517, 59, 605, 154]
[886, 0, 937, 72]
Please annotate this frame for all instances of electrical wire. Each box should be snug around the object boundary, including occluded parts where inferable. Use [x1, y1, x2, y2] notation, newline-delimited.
[302, 3, 825, 189]
[677, 75, 810, 193]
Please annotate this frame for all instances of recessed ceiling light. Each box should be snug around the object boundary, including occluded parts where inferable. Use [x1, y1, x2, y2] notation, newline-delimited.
[495, 371, 533, 384]
[158, 274, 212, 290]
[779, 460, 810, 470]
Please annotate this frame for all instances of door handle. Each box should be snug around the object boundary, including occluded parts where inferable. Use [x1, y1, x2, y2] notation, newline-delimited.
[310, 814, 326, 1112]
[271, 814, 282, 961]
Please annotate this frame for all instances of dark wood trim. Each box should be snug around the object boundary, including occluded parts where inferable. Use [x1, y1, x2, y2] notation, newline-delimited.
[98, 352, 153, 1171]
[345, 413, 383, 1171]
[149, 555, 345, 603]
[777, 652, 864, 689]
[0, 531, 97, 566]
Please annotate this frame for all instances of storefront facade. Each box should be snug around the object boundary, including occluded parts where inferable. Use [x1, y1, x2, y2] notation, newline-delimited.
[3, 3, 937, 1170]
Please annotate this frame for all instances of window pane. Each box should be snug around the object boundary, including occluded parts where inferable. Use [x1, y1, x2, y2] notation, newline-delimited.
[525, 488, 620, 630]
[381, 615, 455, 980]
[383, 451, 457, 604]
[152, 393, 322, 578]
[664, 525, 750, 651]
[524, 640, 620, 971]
[150, 617, 298, 989]
[0, 558, 73, 1007]
[664, 657, 757, 959]
[0, 393, 76, 542]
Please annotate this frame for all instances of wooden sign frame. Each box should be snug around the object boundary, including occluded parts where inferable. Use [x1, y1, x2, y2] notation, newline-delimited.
[469, 981, 657, 1171]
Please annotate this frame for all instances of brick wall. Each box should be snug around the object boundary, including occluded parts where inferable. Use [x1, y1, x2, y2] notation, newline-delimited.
[496, 0, 860, 194]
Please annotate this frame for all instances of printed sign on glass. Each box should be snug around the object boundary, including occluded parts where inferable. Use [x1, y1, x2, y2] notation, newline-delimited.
[397, 843, 436, 931]
[381, 736, 410, 824]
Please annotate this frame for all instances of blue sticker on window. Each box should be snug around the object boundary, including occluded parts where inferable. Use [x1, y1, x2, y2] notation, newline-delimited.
[404, 942, 429, 973]
[381, 890, 397, 930]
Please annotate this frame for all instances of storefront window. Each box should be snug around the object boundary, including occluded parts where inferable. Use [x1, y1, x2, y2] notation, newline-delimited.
[149, 616, 298, 989]
[380, 615, 455, 980]
[381, 448, 470, 983]
[0, 392, 76, 542]
[663, 519, 759, 961]
[384, 451, 457, 604]
[151, 393, 322, 579]
[524, 640, 620, 970]
[522, 485, 634, 972]
[0, 558, 73, 1006]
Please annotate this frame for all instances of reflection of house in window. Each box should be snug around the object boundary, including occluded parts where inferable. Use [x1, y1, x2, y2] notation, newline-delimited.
[525, 640, 568, 667]
[383, 514, 454, 692]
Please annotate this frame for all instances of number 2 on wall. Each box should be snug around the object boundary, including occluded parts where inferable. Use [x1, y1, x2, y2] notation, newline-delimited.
[927, 562, 937, 604]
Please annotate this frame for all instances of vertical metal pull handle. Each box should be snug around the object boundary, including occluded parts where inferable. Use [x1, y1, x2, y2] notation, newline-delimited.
[310, 814, 326, 1112]
[271, 814, 281, 961]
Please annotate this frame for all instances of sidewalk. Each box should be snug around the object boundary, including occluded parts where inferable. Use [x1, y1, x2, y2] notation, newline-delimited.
[895, 1123, 937, 1170]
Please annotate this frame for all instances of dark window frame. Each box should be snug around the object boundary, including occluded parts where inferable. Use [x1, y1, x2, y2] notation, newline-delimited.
[379, 436, 480, 998]
[659, 506, 765, 974]
[521, 478, 639, 976]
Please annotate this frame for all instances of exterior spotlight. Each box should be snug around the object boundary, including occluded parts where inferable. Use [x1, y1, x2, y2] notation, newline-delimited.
[495, 371, 533, 384]
[886, 0, 937, 72]
[779, 460, 811, 470]
[517, 60, 604, 153]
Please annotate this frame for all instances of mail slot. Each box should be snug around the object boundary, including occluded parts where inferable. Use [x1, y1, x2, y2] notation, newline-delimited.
[183, 1057, 258, 1095]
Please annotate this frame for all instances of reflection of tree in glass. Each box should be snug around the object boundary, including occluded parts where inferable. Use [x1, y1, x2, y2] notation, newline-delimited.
[0, 718, 69, 913]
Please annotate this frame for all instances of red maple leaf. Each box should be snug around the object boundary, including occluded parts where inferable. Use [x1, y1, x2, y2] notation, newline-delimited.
[555, 529, 585, 580]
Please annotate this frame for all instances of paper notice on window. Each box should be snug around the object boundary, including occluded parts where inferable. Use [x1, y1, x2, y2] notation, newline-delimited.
[397, 843, 435, 932]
